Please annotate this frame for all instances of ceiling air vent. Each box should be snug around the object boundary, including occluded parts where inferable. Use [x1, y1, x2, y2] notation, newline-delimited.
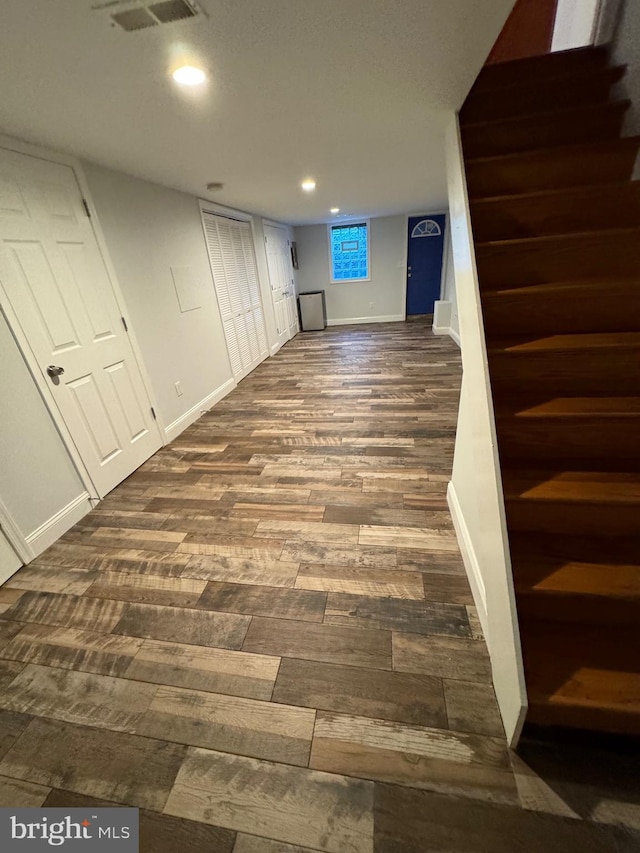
[148, 0, 197, 23]
[98, 0, 201, 32]
[112, 7, 157, 30]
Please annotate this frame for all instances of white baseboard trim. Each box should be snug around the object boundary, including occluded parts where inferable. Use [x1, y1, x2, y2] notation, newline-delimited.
[0, 496, 34, 564]
[270, 341, 281, 356]
[26, 492, 92, 558]
[164, 379, 236, 443]
[447, 480, 489, 638]
[432, 324, 461, 347]
[0, 531, 24, 585]
[327, 314, 404, 327]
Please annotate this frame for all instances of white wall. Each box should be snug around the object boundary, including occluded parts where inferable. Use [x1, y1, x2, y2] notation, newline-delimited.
[612, 0, 640, 138]
[294, 215, 407, 325]
[0, 311, 86, 550]
[552, 0, 600, 50]
[445, 116, 527, 746]
[83, 163, 237, 440]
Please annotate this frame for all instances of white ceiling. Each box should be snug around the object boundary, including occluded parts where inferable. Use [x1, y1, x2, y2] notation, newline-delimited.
[0, 0, 514, 224]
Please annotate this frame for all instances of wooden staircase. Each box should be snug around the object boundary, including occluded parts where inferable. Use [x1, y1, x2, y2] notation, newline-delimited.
[460, 45, 640, 735]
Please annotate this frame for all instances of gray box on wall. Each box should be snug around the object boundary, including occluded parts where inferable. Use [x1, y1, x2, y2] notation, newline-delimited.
[298, 290, 327, 331]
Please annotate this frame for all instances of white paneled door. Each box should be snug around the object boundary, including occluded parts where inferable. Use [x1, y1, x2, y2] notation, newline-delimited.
[202, 213, 268, 382]
[0, 147, 161, 497]
[264, 224, 290, 350]
[265, 223, 298, 344]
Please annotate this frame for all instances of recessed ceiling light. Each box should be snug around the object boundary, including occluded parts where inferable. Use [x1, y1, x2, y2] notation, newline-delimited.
[172, 65, 206, 86]
[301, 179, 316, 192]
[330, 207, 340, 214]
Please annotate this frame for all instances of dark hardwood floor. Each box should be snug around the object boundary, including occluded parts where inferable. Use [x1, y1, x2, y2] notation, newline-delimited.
[0, 321, 638, 851]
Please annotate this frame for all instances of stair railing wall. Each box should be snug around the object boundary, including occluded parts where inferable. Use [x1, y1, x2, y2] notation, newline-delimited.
[444, 114, 528, 746]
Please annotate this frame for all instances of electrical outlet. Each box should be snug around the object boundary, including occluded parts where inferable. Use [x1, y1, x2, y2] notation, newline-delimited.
[175, 381, 183, 397]
[369, 302, 375, 309]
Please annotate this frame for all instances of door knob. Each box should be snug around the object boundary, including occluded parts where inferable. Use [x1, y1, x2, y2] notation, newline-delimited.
[47, 365, 65, 378]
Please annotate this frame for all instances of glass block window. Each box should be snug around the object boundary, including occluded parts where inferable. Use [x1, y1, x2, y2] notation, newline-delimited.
[328, 221, 370, 282]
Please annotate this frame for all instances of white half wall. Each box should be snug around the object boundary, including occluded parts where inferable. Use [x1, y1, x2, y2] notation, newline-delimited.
[294, 215, 407, 324]
[82, 162, 235, 435]
[445, 115, 527, 746]
[433, 225, 459, 345]
[0, 311, 87, 555]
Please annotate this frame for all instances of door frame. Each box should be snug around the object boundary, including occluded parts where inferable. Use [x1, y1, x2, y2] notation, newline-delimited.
[402, 209, 449, 320]
[0, 133, 164, 506]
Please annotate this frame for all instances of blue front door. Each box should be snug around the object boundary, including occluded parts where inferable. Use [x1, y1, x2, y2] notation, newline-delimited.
[406, 214, 446, 316]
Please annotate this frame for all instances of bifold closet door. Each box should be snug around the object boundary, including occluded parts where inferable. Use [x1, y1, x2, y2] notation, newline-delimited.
[202, 213, 268, 382]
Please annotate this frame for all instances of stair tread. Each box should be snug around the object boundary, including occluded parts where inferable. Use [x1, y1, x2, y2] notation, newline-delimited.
[512, 532, 640, 599]
[470, 179, 640, 208]
[484, 279, 640, 299]
[476, 225, 640, 251]
[503, 470, 640, 504]
[489, 331, 640, 353]
[461, 101, 629, 160]
[496, 396, 640, 418]
[523, 623, 640, 719]
[466, 62, 625, 98]
[461, 99, 630, 132]
[473, 45, 609, 91]
[515, 558, 640, 600]
[466, 135, 640, 166]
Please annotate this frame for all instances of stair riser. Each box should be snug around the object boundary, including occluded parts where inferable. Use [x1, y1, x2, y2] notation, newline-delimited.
[477, 233, 640, 289]
[461, 106, 626, 159]
[525, 702, 640, 735]
[489, 349, 640, 396]
[470, 185, 640, 242]
[462, 73, 620, 124]
[508, 532, 640, 567]
[496, 418, 640, 462]
[466, 143, 639, 198]
[472, 46, 609, 93]
[483, 291, 640, 336]
[506, 501, 640, 536]
[517, 594, 639, 627]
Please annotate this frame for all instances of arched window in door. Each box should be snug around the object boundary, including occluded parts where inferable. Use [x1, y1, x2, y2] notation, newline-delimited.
[411, 219, 442, 238]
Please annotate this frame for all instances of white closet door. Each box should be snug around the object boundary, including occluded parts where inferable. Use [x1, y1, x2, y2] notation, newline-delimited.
[230, 222, 255, 368]
[241, 225, 269, 358]
[203, 215, 242, 376]
[203, 212, 268, 382]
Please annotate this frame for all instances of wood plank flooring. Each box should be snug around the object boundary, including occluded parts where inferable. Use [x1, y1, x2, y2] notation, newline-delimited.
[0, 321, 637, 851]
